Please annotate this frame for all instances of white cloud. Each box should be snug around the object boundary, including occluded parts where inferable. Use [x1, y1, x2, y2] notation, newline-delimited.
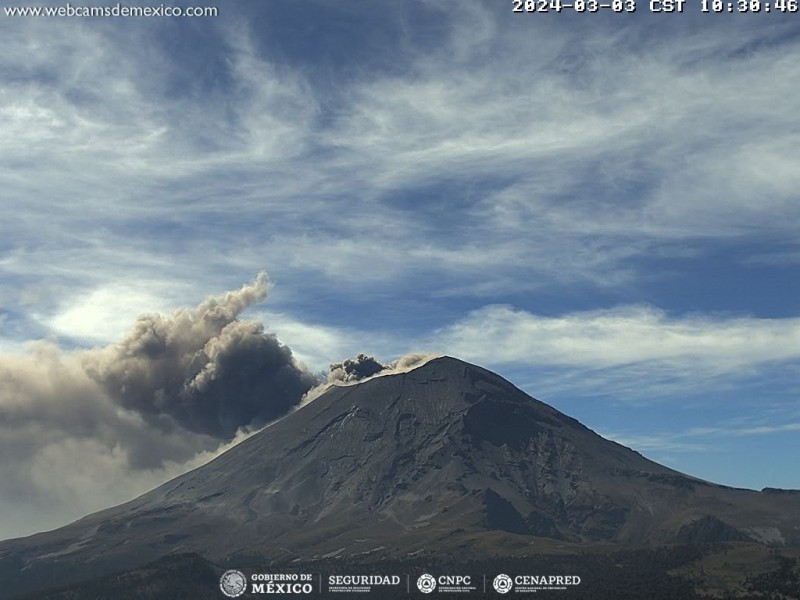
[687, 422, 800, 437]
[257, 313, 355, 373]
[45, 284, 179, 345]
[435, 304, 800, 395]
[598, 432, 711, 455]
[601, 419, 800, 467]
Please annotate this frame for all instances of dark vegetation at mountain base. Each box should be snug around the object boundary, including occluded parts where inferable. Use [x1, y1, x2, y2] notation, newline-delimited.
[14, 553, 220, 600]
[743, 555, 800, 599]
[18, 545, 800, 600]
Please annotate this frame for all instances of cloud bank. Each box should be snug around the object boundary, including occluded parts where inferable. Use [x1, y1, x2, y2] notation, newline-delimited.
[440, 304, 800, 370]
[436, 304, 800, 399]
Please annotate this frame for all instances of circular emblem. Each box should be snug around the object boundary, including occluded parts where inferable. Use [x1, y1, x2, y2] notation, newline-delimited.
[219, 569, 247, 598]
[417, 573, 437, 594]
[493, 573, 513, 594]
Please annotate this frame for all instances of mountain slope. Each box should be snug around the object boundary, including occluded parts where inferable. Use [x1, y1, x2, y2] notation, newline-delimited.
[1, 356, 797, 598]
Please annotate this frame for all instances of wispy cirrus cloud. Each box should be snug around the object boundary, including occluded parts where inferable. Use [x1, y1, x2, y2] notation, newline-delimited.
[4, 6, 800, 340]
[437, 304, 800, 370]
[434, 303, 800, 399]
[687, 422, 800, 437]
[602, 420, 800, 462]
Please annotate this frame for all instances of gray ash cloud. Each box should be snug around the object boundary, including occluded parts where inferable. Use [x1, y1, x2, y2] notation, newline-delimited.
[83, 273, 316, 439]
[0, 273, 318, 538]
[328, 353, 385, 383]
[325, 352, 439, 385]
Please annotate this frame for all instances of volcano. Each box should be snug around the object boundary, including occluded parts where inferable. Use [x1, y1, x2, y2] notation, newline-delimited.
[1, 356, 798, 598]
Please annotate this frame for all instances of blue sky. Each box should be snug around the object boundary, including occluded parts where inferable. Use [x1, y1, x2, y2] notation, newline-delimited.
[1, 0, 799, 538]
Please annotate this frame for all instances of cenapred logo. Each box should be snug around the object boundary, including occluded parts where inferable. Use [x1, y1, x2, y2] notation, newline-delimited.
[219, 570, 248, 598]
[417, 573, 437, 594]
[493, 573, 581, 594]
[493, 573, 513, 594]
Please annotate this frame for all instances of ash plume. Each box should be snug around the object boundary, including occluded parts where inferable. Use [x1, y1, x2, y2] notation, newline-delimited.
[328, 353, 385, 383]
[0, 273, 318, 539]
[83, 273, 317, 438]
[327, 352, 440, 385]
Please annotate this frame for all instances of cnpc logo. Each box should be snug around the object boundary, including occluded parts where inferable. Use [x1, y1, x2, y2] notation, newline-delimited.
[417, 573, 473, 593]
[417, 574, 437, 593]
[492, 574, 513, 594]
